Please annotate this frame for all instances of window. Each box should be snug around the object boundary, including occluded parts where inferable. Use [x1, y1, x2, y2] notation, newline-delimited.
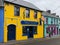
[56, 19, 58, 24]
[46, 18, 48, 24]
[51, 20, 53, 24]
[34, 11, 37, 19]
[44, 17, 46, 24]
[46, 27, 50, 33]
[2, 0, 4, 4]
[33, 26, 37, 34]
[59, 19, 60, 21]
[25, 8, 30, 18]
[22, 26, 27, 36]
[57, 27, 58, 34]
[40, 18, 42, 25]
[54, 18, 55, 24]
[14, 5, 20, 16]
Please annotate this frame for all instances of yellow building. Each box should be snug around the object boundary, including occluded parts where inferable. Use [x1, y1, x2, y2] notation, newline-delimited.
[4, 0, 44, 42]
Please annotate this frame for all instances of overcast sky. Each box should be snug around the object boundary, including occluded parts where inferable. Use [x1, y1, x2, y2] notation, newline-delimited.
[24, 0, 60, 16]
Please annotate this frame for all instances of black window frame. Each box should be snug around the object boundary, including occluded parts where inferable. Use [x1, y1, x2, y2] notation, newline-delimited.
[46, 18, 48, 24]
[25, 8, 30, 18]
[40, 18, 42, 25]
[22, 26, 27, 36]
[14, 5, 20, 16]
[34, 10, 37, 19]
[33, 26, 37, 34]
[51, 18, 53, 24]
[54, 18, 55, 24]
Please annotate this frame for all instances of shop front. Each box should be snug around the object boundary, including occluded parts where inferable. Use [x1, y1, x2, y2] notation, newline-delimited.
[46, 25, 58, 37]
[22, 26, 37, 38]
[21, 21, 38, 38]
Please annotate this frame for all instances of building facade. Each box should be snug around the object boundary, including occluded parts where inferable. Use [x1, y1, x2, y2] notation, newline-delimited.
[0, 0, 44, 42]
[59, 18, 60, 34]
[42, 11, 59, 38]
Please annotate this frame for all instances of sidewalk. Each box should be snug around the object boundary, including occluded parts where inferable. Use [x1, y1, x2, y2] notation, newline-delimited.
[0, 36, 60, 45]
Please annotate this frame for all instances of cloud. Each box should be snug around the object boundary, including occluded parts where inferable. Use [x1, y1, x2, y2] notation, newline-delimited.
[24, 0, 60, 16]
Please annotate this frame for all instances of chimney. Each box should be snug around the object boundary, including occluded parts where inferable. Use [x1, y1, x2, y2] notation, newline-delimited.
[56, 15, 59, 17]
[46, 10, 51, 13]
[51, 13, 56, 15]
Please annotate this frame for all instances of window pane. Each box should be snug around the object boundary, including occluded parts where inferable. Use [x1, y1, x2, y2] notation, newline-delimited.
[40, 18, 42, 25]
[25, 9, 30, 18]
[33, 26, 37, 34]
[46, 18, 48, 24]
[34, 11, 37, 18]
[14, 6, 20, 16]
[22, 26, 27, 36]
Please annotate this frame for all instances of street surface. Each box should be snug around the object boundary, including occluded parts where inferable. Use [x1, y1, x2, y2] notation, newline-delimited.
[0, 38, 60, 45]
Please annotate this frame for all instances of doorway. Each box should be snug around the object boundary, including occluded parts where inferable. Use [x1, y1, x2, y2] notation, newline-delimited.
[27, 26, 33, 38]
[7, 24, 16, 41]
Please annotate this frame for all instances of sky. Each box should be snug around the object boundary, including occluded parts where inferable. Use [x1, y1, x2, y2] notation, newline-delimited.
[24, 0, 60, 16]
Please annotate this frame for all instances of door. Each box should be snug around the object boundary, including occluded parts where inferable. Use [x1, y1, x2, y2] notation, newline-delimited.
[27, 26, 33, 38]
[7, 24, 16, 40]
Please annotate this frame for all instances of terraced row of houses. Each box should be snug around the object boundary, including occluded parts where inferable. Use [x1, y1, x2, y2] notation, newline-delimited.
[0, 0, 60, 42]
[42, 10, 60, 38]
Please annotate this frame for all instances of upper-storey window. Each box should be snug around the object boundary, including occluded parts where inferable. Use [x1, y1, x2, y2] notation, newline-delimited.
[40, 18, 42, 25]
[54, 18, 55, 24]
[25, 8, 30, 18]
[55, 18, 58, 24]
[56, 19, 58, 24]
[14, 5, 20, 16]
[46, 18, 48, 24]
[59, 19, 60, 21]
[51, 18, 53, 24]
[34, 11, 37, 19]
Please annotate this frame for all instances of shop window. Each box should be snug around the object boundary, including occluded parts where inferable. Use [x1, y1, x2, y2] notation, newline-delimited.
[25, 8, 30, 18]
[34, 11, 37, 19]
[14, 5, 20, 16]
[57, 27, 58, 34]
[22, 26, 27, 36]
[40, 18, 42, 25]
[59, 29, 60, 34]
[46, 27, 50, 33]
[33, 26, 37, 34]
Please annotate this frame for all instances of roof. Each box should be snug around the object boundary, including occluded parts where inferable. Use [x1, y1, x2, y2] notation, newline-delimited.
[42, 11, 59, 18]
[4, 0, 41, 11]
[0, 0, 4, 7]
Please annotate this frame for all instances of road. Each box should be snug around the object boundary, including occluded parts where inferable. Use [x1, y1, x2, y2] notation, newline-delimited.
[9, 38, 60, 45]
[1, 38, 60, 45]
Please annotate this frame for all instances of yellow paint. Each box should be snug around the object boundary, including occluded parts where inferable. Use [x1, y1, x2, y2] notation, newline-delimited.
[4, 2, 44, 42]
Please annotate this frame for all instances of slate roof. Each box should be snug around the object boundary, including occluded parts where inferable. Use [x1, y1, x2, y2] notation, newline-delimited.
[4, 0, 41, 11]
[0, 0, 4, 6]
[42, 11, 59, 18]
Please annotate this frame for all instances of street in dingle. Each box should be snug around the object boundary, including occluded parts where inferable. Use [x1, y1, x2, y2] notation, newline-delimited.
[1, 0, 60, 45]
[0, 37, 60, 45]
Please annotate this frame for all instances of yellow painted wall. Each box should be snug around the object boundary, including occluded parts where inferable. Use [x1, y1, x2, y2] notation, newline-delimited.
[34, 12, 44, 38]
[4, 2, 43, 42]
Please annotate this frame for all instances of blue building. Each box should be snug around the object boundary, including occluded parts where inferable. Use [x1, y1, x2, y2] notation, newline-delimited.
[0, 0, 4, 42]
[42, 10, 59, 38]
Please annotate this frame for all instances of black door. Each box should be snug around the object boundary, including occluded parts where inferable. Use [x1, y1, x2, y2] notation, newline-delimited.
[7, 24, 16, 40]
[28, 26, 33, 38]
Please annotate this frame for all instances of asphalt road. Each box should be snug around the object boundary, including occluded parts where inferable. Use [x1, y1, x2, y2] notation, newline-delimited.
[8, 38, 60, 45]
[1, 38, 60, 45]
